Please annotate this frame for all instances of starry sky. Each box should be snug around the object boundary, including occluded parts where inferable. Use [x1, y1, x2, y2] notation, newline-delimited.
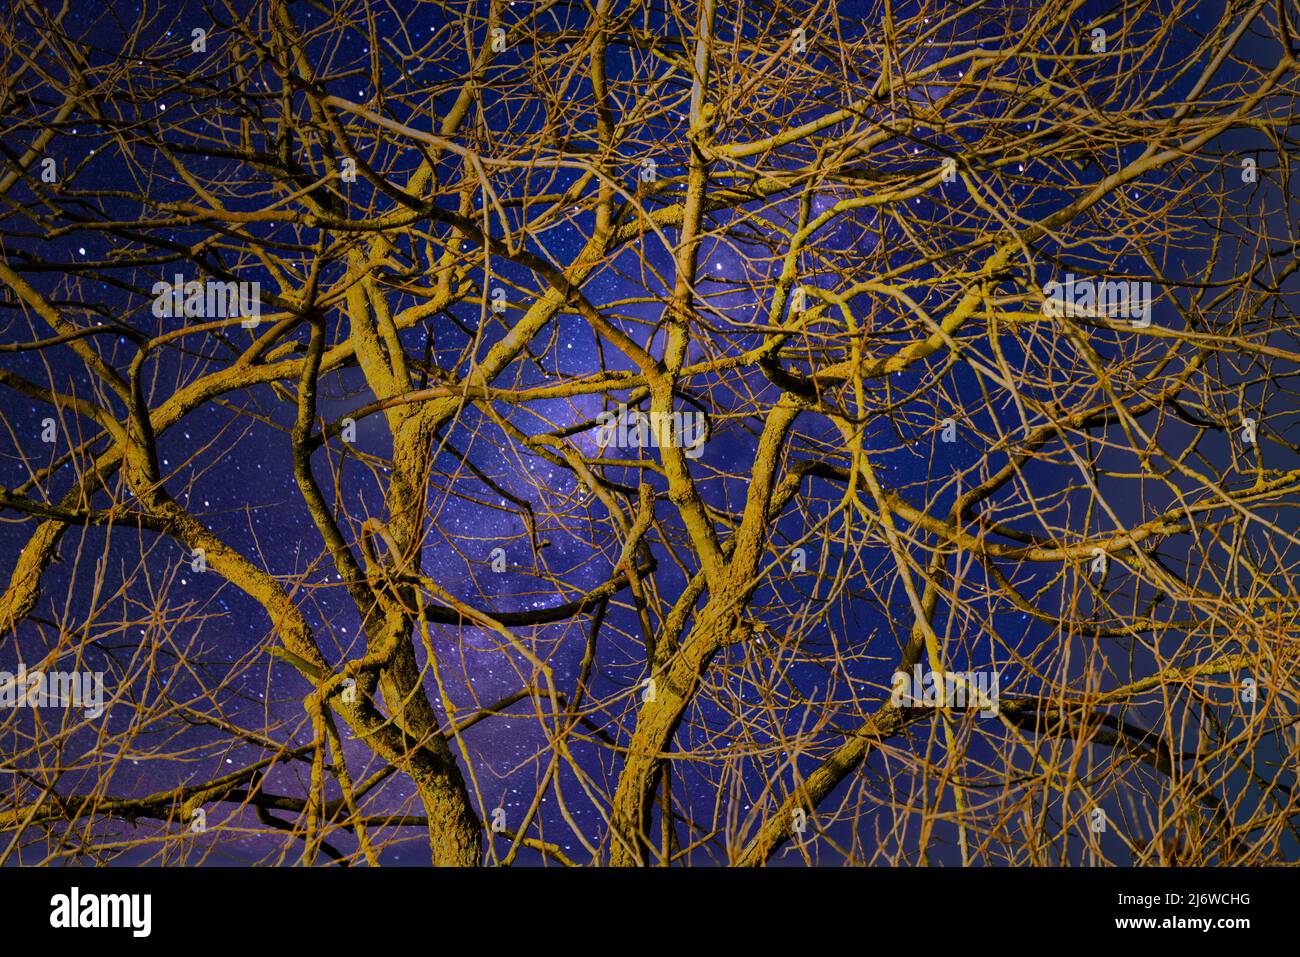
[0, 0, 1293, 865]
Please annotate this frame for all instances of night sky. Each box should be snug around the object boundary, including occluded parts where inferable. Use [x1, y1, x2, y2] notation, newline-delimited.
[1, 0, 1294, 866]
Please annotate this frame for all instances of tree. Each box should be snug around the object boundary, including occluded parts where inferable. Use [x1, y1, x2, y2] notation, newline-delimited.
[0, 0, 1298, 866]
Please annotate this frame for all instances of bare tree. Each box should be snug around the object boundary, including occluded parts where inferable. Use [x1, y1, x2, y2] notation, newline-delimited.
[1, 0, 1298, 866]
